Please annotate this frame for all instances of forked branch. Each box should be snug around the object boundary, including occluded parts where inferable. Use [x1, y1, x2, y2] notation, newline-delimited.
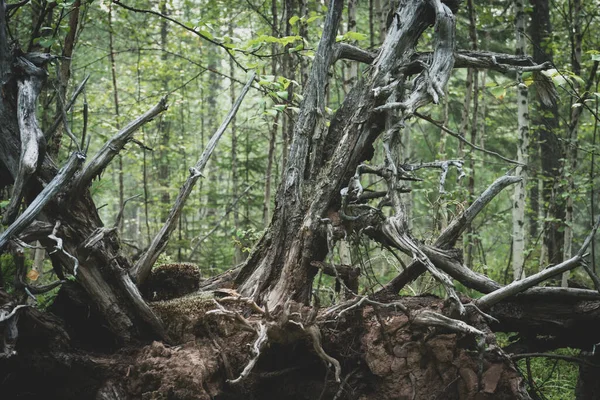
[70, 97, 168, 194]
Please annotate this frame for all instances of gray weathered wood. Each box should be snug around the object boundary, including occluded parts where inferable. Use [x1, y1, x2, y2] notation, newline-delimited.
[70, 97, 168, 194]
[0, 152, 84, 251]
[132, 72, 255, 285]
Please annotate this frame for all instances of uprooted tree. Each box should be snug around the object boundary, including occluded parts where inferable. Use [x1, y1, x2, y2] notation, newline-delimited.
[1, 0, 600, 399]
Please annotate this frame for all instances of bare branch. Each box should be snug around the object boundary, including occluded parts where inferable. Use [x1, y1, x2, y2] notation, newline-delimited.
[44, 74, 90, 139]
[307, 324, 341, 382]
[113, 194, 141, 229]
[438, 175, 522, 246]
[188, 181, 257, 260]
[70, 97, 168, 194]
[0, 304, 28, 323]
[5, 0, 29, 10]
[404, 160, 465, 193]
[412, 310, 485, 337]
[381, 0, 456, 114]
[0, 152, 84, 251]
[382, 217, 465, 315]
[48, 221, 79, 276]
[112, 0, 247, 72]
[132, 72, 255, 285]
[381, 175, 520, 294]
[228, 322, 268, 384]
[414, 111, 521, 165]
[477, 240, 597, 309]
[332, 43, 377, 64]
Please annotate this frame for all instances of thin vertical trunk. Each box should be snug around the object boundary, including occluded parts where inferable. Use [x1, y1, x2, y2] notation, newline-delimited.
[142, 131, 151, 245]
[369, 0, 375, 48]
[298, 0, 309, 87]
[464, 0, 478, 269]
[531, 0, 563, 265]
[562, 0, 582, 286]
[437, 89, 449, 231]
[592, 78, 599, 274]
[344, 0, 358, 93]
[47, 0, 80, 160]
[263, 0, 279, 227]
[158, 1, 171, 224]
[32, 241, 45, 281]
[230, 23, 243, 265]
[512, 0, 529, 281]
[281, 0, 297, 168]
[376, 0, 387, 43]
[108, 2, 124, 231]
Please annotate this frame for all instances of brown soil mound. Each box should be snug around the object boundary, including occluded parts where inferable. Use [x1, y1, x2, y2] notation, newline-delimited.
[144, 263, 201, 301]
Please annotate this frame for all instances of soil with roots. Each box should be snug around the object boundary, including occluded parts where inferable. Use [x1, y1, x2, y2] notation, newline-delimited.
[0, 285, 531, 400]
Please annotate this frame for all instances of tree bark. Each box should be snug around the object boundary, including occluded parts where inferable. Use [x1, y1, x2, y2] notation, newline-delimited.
[530, 0, 564, 265]
[513, 0, 530, 281]
[236, 0, 455, 309]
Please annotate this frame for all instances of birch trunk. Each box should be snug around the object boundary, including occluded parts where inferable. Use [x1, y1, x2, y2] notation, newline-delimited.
[512, 0, 529, 281]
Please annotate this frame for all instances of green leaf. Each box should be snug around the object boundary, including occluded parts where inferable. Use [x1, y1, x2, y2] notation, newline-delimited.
[35, 37, 56, 48]
[344, 31, 368, 41]
[289, 15, 300, 25]
[278, 35, 302, 45]
[489, 85, 506, 100]
[198, 29, 214, 40]
[275, 91, 289, 100]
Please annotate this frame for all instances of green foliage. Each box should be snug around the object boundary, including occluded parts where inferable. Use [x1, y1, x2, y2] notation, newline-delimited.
[0, 254, 16, 292]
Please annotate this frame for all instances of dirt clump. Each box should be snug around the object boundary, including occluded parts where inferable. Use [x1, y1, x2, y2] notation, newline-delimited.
[144, 263, 201, 301]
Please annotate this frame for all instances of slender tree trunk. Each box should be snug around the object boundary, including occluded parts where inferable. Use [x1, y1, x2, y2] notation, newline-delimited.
[531, 0, 564, 266]
[512, 0, 530, 281]
[108, 2, 124, 231]
[437, 89, 449, 231]
[230, 23, 243, 265]
[592, 77, 599, 274]
[344, 0, 358, 93]
[281, 0, 297, 169]
[157, 1, 171, 224]
[263, 0, 279, 227]
[463, 0, 478, 269]
[562, 0, 582, 286]
[47, 0, 80, 160]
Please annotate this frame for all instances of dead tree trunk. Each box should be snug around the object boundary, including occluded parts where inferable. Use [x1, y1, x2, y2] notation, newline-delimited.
[236, 0, 465, 310]
[0, 0, 169, 343]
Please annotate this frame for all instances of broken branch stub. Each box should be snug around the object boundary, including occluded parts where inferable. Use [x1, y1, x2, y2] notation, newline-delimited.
[70, 96, 168, 195]
[3, 59, 47, 225]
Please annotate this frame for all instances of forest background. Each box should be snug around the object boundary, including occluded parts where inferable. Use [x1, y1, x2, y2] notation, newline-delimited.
[1, 0, 600, 398]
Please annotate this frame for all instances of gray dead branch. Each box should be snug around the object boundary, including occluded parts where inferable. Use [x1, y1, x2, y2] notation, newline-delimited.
[131, 71, 256, 285]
